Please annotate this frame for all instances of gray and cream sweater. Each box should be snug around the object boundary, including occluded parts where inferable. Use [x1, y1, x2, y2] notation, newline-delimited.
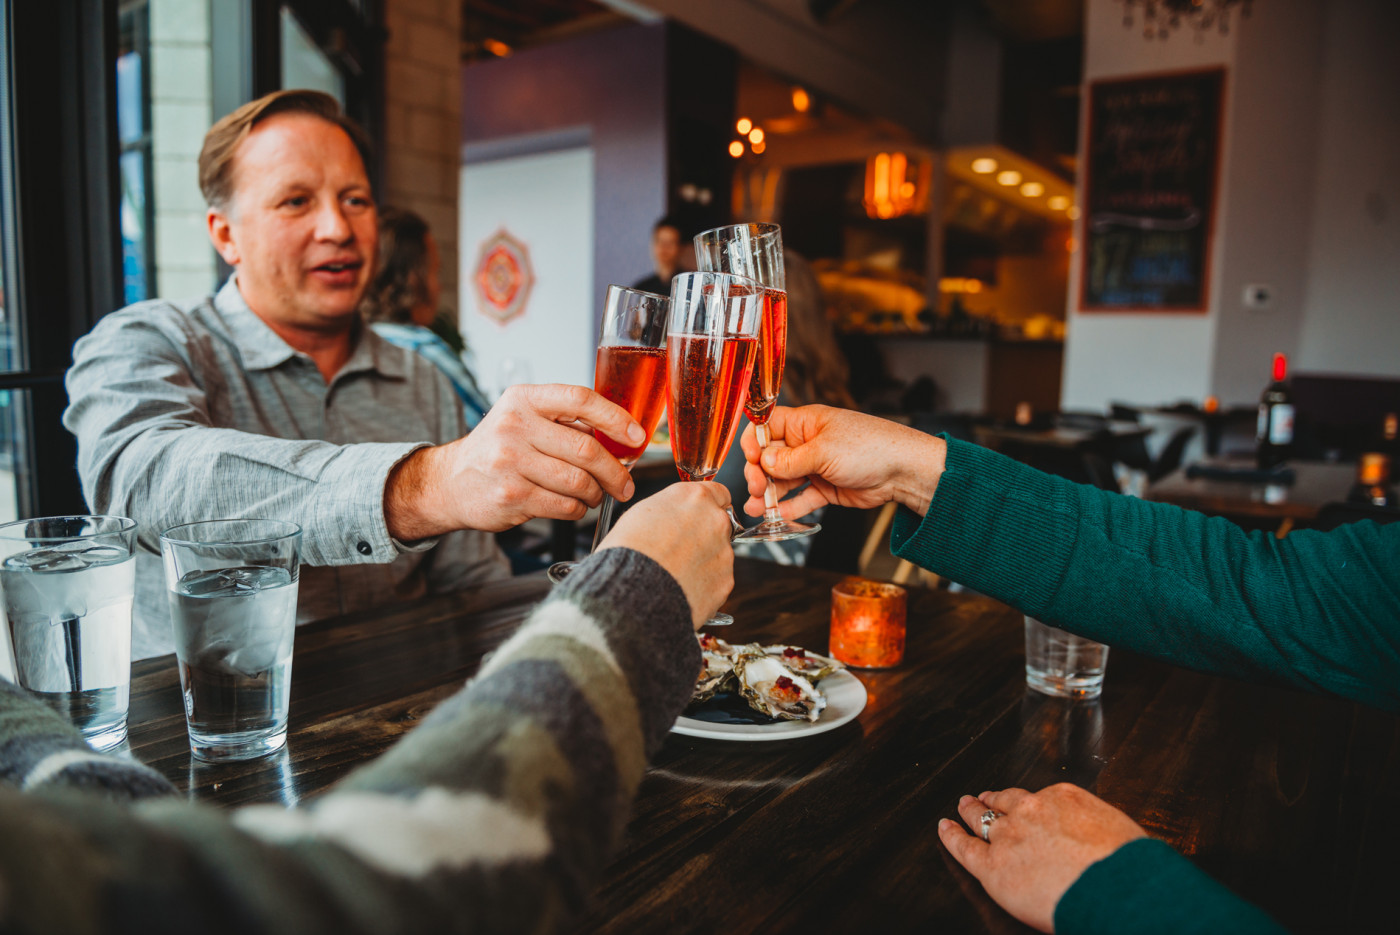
[0, 547, 699, 935]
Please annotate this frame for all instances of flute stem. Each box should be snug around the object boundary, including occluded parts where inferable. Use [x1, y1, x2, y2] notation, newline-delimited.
[590, 494, 619, 553]
[756, 421, 783, 525]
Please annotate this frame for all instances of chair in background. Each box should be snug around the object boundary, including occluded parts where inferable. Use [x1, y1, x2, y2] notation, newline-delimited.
[1149, 424, 1198, 482]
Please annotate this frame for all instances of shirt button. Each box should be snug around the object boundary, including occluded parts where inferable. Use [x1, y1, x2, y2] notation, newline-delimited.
[357, 540, 372, 555]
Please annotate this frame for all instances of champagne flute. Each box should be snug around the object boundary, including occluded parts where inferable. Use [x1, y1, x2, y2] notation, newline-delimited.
[694, 222, 820, 541]
[667, 271, 763, 626]
[546, 286, 670, 584]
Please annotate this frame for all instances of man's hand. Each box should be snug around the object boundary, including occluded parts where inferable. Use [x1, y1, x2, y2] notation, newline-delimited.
[385, 384, 645, 540]
[598, 482, 734, 629]
[740, 405, 947, 520]
[938, 784, 1149, 933]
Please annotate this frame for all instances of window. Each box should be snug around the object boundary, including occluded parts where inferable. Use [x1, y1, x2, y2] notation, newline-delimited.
[117, 1, 155, 303]
[282, 7, 345, 105]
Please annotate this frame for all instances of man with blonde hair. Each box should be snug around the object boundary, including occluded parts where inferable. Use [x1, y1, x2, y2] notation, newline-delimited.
[65, 90, 643, 658]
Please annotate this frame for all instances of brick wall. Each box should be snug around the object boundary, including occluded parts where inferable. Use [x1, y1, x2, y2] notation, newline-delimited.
[382, 0, 463, 315]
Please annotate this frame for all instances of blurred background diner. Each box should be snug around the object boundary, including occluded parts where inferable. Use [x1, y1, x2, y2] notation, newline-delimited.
[5, 0, 1397, 573]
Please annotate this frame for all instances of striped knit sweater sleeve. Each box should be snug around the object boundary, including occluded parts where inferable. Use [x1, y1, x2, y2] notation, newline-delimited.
[0, 546, 698, 935]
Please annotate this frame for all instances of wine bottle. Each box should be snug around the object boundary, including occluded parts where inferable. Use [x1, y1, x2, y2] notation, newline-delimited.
[1256, 352, 1294, 469]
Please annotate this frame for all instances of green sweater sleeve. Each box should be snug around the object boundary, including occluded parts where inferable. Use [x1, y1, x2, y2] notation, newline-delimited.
[891, 437, 1400, 712]
[1054, 839, 1287, 935]
[0, 546, 699, 935]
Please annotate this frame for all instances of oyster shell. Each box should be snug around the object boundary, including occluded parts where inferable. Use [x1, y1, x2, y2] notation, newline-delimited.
[697, 632, 737, 657]
[693, 650, 736, 703]
[732, 652, 827, 722]
[762, 644, 845, 682]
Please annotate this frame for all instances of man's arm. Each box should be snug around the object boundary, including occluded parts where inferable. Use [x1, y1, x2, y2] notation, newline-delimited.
[65, 307, 424, 566]
[66, 309, 645, 563]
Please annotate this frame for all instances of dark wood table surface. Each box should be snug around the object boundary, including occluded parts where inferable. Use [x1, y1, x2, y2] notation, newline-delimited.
[127, 559, 1398, 933]
[1146, 457, 1356, 523]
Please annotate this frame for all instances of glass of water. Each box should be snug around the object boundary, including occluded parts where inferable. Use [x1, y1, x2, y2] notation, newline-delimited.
[1024, 616, 1110, 700]
[0, 515, 138, 751]
[160, 519, 301, 762]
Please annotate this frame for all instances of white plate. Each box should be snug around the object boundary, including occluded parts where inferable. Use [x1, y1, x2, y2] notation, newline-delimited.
[670, 669, 867, 741]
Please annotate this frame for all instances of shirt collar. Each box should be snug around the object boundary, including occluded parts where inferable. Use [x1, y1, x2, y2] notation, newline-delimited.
[212, 275, 408, 381]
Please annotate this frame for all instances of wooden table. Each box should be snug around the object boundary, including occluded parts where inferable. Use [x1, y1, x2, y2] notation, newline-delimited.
[1147, 458, 1356, 524]
[127, 560, 1398, 933]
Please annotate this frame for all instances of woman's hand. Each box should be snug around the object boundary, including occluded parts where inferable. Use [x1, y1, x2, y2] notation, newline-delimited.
[939, 783, 1148, 933]
[740, 405, 947, 519]
[599, 481, 734, 629]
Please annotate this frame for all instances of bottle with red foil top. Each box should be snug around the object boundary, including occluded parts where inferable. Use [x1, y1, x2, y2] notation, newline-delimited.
[1256, 352, 1294, 469]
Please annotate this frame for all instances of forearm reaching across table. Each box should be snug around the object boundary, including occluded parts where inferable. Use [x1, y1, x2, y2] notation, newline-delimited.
[0, 545, 699, 935]
[893, 436, 1400, 713]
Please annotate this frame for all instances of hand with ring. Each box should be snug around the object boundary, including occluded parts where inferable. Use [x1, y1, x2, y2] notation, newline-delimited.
[938, 784, 1149, 933]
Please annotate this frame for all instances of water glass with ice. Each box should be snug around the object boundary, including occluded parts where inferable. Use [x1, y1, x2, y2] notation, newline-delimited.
[0, 515, 138, 751]
[1024, 616, 1110, 700]
[160, 519, 301, 762]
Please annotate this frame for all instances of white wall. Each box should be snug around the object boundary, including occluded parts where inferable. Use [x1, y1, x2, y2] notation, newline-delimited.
[1207, 0, 1324, 404]
[1296, 0, 1400, 375]
[459, 147, 596, 397]
[1063, 0, 1400, 411]
[1061, 0, 1235, 409]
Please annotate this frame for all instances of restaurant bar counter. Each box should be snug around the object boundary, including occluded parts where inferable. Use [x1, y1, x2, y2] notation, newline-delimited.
[126, 559, 1398, 933]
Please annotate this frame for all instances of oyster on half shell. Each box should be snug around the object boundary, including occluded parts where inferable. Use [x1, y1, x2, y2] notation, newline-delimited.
[693, 650, 736, 703]
[762, 645, 845, 682]
[733, 653, 827, 722]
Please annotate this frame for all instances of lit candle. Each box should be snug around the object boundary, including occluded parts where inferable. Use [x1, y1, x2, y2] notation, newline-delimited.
[830, 577, 907, 668]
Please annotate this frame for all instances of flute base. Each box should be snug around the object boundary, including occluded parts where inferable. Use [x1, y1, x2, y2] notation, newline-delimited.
[704, 613, 734, 627]
[546, 561, 574, 584]
[734, 519, 821, 542]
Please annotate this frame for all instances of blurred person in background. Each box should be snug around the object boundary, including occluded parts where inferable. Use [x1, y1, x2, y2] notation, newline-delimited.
[631, 215, 688, 297]
[360, 206, 490, 427]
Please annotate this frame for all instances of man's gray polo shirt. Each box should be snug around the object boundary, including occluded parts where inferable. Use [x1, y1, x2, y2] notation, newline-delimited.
[64, 277, 509, 659]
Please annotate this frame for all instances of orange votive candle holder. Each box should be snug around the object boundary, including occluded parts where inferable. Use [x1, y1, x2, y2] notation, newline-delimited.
[830, 576, 907, 668]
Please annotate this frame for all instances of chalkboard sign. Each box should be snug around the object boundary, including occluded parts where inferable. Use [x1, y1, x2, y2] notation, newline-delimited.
[1080, 68, 1224, 311]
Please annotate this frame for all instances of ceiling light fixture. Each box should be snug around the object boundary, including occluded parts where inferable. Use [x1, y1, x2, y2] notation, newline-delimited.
[736, 117, 753, 135]
[1048, 195, 1070, 210]
[971, 157, 997, 174]
[996, 170, 1022, 187]
[1020, 181, 1045, 198]
[728, 141, 744, 158]
[792, 87, 811, 113]
[748, 127, 765, 145]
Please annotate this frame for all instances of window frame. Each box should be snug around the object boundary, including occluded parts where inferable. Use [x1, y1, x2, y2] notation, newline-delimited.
[0, 0, 123, 518]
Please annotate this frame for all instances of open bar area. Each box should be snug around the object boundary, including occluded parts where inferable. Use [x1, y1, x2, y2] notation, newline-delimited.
[0, 1, 1396, 934]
